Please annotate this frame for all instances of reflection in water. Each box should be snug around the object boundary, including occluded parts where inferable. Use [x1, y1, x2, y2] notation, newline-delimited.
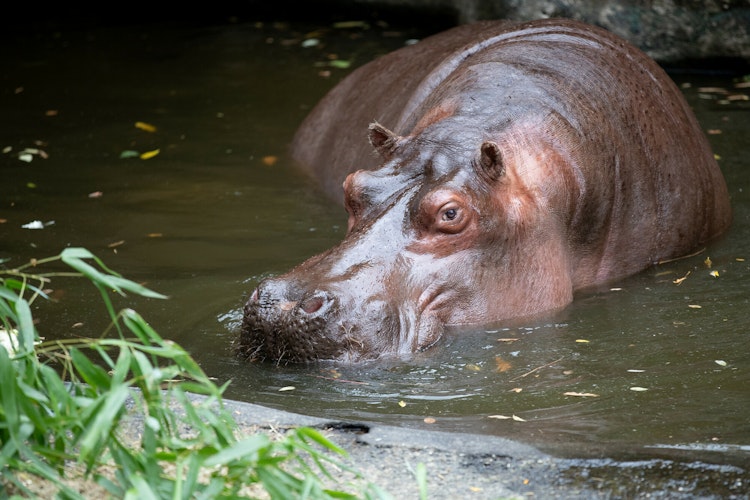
[2, 17, 748, 465]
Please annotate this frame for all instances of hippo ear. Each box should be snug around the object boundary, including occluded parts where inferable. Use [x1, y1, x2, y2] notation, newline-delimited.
[478, 141, 505, 182]
[368, 121, 399, 158]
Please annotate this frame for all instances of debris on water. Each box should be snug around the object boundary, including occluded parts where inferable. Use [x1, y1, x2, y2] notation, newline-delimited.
[494, 357, 512, 372]
[704, 256, 713, 268]
[21, 220, 54, 229]
[688, 304, 702, 309]
[564, 392, 599, 398]
[140, 149, 160, 160]
[715, 359, 727, 367]
[278, 386, 295, 392]
[328, 60, 351, 69]
[575, 339, 590, 343]
[488, 414, 526, 422]
[630, 387, 649, 392]
[673, 271, 691, 285]
[262, 155, 278, 166]
[333, 21, 370, 30]
[134, 121, 157, 132]
[423, 417, 436, 424]
[88, 191, 103, 198]
[710, 270, 720, 277]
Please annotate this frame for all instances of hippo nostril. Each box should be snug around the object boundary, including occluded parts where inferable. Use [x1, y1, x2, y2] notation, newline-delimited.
[299, 292, 334, 315]
[301, 296, 325, 314]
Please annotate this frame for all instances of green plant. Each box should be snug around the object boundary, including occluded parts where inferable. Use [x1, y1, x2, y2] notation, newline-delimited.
[0, 248, 387, 499]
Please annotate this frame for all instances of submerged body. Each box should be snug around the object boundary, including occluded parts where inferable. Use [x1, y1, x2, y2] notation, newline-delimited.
[239, 19, 731, 363]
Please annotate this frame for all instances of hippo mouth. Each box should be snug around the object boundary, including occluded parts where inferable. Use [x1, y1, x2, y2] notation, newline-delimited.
[236, 288, 374, 363]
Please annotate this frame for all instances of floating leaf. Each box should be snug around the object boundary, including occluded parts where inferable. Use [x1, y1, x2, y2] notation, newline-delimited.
[398, 400, 406, 407]
[120, 150, 140, 159]
[140, 149, 160, 160]
[301, 38, 319, 48]
[332, 20, 370, 29]
[673, 271, 691, 285]
[627, 369, 645, 373]
[465, 363, 481, 372]
[494, 356, 512, 372]
[497, 338, 519, 343]
[710, 270, 720, 278]
[423, 417, 436, 424]
[630, 386, 649, 392]
[575, 339, 589, 343]
[278, 386, 295, 392]
[715, 359, 727, 367]
[135, 121, 157, 132]
[262, 155, 278, 166]
[488, 414, 525, 422]
[564, 392, 599, 398]
[88, 191, 103, 198]
[328, 60, 351, 69]
[688, 304, 702, 309]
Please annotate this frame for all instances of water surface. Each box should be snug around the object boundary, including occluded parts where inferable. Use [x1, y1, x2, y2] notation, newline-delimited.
[2, 17, 748, 467]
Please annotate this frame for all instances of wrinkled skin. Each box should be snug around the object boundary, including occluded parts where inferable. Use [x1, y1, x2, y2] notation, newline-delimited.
[239, 19, 731, 363]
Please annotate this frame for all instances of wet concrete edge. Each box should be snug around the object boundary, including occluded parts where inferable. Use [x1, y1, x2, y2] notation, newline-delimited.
[201, 394, 749, 498]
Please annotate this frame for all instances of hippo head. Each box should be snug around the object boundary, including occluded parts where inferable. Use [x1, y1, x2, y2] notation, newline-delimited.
[239, 120, 572, 363]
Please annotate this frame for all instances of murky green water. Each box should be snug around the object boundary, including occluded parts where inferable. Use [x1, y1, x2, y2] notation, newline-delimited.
[2, 17, 748, 467]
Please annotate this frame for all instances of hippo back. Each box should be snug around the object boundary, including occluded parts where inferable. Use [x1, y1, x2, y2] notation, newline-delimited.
[291, 18, 731, 287]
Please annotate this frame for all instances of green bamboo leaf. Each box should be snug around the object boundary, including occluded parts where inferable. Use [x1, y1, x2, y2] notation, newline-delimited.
[203, 435, 269, 467]
[79, 384, 129, 462]
[0, 346, 21, 439]
[121, 308, 165, 345]
[123, 473, 160, 500]
[13, 298, 36, 353]
[70, 347, 112, 390]
[296, 427, 347, 456]
[111, 347, 133, 386]
[61, 248, 166, 299]
[107, 275, 167, 299]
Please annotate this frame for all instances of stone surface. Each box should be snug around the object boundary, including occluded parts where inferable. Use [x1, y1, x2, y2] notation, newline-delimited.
[353, 0, 750, 62]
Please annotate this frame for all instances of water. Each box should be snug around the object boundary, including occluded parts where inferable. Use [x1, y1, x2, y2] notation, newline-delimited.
[2, 17, 748, 467]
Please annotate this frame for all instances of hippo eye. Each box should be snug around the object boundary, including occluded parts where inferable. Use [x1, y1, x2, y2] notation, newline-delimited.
[435, 202, 468, 234]
[442, 208, 458, 221]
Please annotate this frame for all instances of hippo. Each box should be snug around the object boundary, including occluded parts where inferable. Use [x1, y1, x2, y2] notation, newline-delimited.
[238, 18, 731, 363]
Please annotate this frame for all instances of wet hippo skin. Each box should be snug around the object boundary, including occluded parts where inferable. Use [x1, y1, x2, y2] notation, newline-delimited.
[239, 18, 732, 363]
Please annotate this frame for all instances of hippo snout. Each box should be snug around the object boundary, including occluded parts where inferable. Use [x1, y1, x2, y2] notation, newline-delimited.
[237, 278, 344, 363]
